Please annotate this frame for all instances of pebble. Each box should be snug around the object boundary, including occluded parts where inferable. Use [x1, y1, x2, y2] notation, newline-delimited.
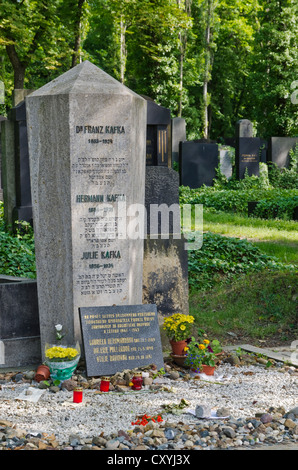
[0, 354, 297, 451]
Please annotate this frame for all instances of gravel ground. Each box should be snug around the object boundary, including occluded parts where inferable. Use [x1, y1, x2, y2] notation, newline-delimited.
[0, 362, 298, 447]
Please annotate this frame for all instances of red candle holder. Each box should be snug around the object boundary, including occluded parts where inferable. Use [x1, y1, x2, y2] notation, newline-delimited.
[132, 372, 143, 390]
[100, 376, 110, 392]
[73, 387, 83, 403]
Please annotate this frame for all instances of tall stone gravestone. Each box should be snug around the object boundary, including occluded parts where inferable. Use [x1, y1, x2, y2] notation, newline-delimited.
[179, 141, 219, 188]
[26, 61, 147, 355]
[235, 119, 260, 179]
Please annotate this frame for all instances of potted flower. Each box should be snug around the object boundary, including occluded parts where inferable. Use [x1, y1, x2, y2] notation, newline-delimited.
[184, 337, 222, 375]
[44, 324, 80, 381]
[163, 313, 195, 356]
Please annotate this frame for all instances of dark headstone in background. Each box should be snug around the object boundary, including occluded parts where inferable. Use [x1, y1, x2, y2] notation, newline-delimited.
[145, 166, 180, 236]
[268, 137, 298, 168]
[79, 304, 164, 376]
[0, 276, 41, 368]
[171, 117, 186, 167]
[179, 141, 219, 188]
[10, 101, 33, 225]
[236, 137, 260, 179]
[145, 98, 171, 167]
[1, 100, 33, 227]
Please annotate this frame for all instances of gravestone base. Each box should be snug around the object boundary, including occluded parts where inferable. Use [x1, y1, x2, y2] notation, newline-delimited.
[0, 337, 41, 369]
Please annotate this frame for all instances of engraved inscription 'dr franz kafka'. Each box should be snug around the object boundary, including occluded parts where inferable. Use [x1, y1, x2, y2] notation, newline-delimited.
[76, 125, 125, 134]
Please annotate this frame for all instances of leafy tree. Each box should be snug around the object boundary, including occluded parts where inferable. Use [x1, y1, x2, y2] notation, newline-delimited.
[0, 0, 90, 108]
[248, 0, 298, 137]
[0, 0, 65, 88]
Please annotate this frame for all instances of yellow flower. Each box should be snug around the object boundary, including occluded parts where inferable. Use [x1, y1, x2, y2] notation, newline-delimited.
[45, 346, 78, 360]
[203, 339, 210, 345]
[198, 344, 206, 350]
[180, 325, 186, 330]
[184, 346, 189, 351]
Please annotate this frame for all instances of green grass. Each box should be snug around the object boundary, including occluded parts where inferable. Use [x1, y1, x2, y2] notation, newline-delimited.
[189, 271, 298, 345]
[187, 208, 298, 344]
[252, 241, 298, 265]
[196, 209, 298, 265]
[202, 209, 298, 242]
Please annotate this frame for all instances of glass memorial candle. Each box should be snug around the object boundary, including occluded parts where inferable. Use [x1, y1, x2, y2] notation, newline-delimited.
[73, 387, 83, 403]
[132, 372, 143, 390]
[100, 376, 110, 392]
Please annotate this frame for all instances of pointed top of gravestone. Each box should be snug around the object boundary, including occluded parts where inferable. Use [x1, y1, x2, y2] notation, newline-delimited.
[27, 61, 142, 98]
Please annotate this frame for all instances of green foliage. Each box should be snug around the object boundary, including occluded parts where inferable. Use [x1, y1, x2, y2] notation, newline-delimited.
[1, 0, 297, 138]
[252, 195, 298, 220]
[187, 231, 293, 291]
[246, 0, 298, 137]
[180, 185, 298, 217]
[267, 145, 298, 190]
[0, 202, 36, 278]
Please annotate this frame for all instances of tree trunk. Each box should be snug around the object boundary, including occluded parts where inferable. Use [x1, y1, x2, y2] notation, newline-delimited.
[177, 0, 192, 117]
[6, 45, 27, 89]
[72, 0, 85, 67]
[203, 0, 212, 140]
[120, 16, 127, 84]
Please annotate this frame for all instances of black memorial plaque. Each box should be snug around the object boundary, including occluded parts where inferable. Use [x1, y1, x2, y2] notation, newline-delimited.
[79, 304, 164, 376]
[236, 137, 260, 179]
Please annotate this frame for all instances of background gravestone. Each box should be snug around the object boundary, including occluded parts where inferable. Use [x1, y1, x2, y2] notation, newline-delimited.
[0, 90, 34, 227]
[0, 275, 40, 368]
[179, 141, 219, 188]
[236, 119, 253, 138]
[268, 137, 298, 168]
[145, 98, 171, 167]
[219, 148, 232, 179]
[235, 120, 260, 179]
[142, 166, 189, 325]
[10, 100, 33, 226]
[236, 137, 261, 179]
[26, 61, 147, 355]
[1, 116, 15, 227]
[171, 117, 186, 168]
